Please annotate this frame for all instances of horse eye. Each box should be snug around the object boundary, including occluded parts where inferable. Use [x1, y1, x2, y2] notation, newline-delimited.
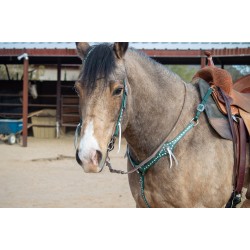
[113, 87, 123, 96]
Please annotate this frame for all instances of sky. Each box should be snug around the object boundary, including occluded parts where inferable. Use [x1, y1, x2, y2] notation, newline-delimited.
[1, 1, 249, 42]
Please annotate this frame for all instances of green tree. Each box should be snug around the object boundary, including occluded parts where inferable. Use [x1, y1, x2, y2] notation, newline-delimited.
[225, 65, 250, 82]
[166, 64, 250, 83]
[0, 64, 23, 80]
[166, 65, 200, 82]
[0, 65, 9, 80]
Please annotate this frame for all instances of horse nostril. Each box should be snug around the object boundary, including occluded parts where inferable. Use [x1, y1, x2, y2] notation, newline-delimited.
[76, 148, 103, 167]
[96, 150, 103, 164]
[76, 149, 82, 166]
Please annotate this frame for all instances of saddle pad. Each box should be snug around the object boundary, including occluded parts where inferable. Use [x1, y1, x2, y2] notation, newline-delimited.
[198, 78, 233, 141]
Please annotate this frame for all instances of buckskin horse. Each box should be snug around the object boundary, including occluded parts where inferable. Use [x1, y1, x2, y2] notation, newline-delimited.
[74, 42, 250, 208]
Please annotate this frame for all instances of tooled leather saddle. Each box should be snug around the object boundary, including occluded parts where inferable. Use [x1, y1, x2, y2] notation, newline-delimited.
[192, 52, 250, 205]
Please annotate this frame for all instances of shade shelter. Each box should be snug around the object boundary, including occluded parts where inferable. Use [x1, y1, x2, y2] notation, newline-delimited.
[0, 42, 249, 146]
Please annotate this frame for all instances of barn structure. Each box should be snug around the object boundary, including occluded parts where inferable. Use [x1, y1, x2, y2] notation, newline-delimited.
[0, 42, 250, 146]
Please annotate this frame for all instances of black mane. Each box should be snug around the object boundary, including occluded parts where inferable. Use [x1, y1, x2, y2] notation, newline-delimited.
[79, 43, 116, 93]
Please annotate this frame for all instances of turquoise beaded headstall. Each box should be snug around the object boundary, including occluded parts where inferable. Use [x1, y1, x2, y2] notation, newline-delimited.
[75, 45, 128, 154]
[106, 79, 128, 153]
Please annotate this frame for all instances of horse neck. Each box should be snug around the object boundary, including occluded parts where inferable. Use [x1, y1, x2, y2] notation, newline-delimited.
[123, 51, 197, 162]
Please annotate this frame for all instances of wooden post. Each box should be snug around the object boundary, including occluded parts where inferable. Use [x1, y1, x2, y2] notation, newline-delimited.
[22, 56, 29, 147]
[56, 60, 61, 138]
[200, 56, 206, 68]
[4, 64, 10, 80]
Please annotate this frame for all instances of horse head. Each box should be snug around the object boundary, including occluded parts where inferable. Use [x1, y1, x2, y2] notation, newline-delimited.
[75, 42, 130, 173]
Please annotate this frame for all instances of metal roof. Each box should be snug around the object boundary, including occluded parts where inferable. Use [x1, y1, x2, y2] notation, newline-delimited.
[0, 42, 250, 50]
[132, 42, 250, 50]
[0, 42, 250, 66]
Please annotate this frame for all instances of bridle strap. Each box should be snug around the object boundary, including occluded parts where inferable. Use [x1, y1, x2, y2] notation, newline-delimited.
[106, 79, 128, 153]
[113, 79, 128, 138]
[74, 119, 82, 150]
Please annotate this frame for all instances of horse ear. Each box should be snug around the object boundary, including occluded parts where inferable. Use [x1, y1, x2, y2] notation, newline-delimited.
[113, 42, 129, 59]
[76, 42, 90, 60]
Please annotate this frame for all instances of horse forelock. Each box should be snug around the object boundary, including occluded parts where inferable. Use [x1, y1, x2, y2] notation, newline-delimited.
[79, 43, 116, 94]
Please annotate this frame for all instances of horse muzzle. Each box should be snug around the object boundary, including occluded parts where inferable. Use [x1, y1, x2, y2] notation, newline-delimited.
[76, 148, 105, 173]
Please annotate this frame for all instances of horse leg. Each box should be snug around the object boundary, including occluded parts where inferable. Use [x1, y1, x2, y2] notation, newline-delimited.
[246, 182, 250, 199]
[240, 167, 250, 207]
[232, 188, 246, 207]
[245, 161, 250, 199]
[241, 199, 250, 208]
[242, 141, 250, 203]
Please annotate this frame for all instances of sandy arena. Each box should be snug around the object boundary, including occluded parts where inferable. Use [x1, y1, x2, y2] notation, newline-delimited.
[0, 135, 135, 208]
[1, 134, 249, 208]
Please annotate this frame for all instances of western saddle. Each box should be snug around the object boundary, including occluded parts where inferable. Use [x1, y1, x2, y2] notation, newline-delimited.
[192, 52, 250, 207]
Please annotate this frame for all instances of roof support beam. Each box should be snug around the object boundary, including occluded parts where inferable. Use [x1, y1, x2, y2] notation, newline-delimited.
[200, 56, 206, 68]
[20, 55, 29, 147]
[56, 60, 61, 138]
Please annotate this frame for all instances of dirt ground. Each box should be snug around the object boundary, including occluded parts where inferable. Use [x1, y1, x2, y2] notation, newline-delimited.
[0, 135, 135, 208]
[1, 133, 249, 208]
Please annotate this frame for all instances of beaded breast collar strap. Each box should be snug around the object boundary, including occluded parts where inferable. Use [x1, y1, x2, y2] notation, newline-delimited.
[126, 86, 214, 207]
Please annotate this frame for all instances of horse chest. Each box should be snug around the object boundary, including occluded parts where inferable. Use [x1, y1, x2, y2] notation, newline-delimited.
[128, 160, 189, 208]
[128, 150, 233, 208]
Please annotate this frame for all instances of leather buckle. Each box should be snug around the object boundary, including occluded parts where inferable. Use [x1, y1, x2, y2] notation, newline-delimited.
[232, 115, 238, 123]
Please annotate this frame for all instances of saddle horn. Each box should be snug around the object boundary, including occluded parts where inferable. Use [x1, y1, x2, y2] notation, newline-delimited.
[205, 51, 214, 67]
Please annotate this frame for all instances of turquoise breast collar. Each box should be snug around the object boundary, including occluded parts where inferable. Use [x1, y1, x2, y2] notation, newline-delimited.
[127, 86, 214, 207]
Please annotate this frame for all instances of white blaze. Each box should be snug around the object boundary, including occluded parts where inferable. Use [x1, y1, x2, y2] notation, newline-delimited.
[78, 120, 100, 162]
